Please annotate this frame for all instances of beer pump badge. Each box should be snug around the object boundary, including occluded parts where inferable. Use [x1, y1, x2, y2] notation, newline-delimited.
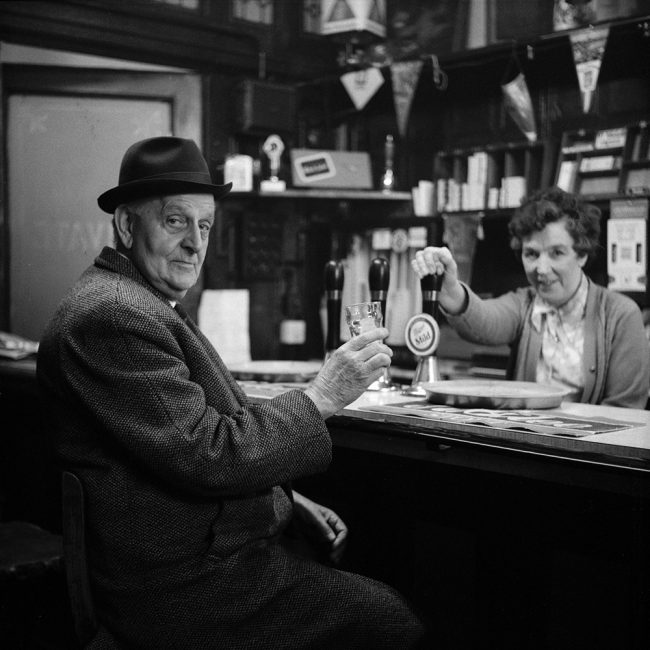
[405, 312, 440, 357]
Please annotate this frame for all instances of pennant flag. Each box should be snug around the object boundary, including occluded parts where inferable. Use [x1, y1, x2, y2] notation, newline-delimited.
[502, 72, 537, 142]
[390, 60, 423, 138]
[570, 26, 609, 113]
[340, 68, 384, 111]
[442, 214, 482, 285]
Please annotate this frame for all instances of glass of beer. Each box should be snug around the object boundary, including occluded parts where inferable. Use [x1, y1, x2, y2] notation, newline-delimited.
[344, 301, 397, 391]
[344, 301, 383, 337]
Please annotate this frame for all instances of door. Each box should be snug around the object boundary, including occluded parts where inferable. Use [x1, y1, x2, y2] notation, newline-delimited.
[2, 65, 201, 340]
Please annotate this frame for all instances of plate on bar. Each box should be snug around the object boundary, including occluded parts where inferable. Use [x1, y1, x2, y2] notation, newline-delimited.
[421, 379, 569, 409]
[228, 360, 322, 383]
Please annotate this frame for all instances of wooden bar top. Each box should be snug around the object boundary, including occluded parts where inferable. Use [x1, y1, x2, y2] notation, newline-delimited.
[2, 356, 648, 473]
[242, 382, 650, 472]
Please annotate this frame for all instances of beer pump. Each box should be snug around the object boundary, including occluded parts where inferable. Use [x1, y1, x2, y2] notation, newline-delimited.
[403, 272, 444, 396]
[368, 257, 399, 391]
[323, 260, 344, 361]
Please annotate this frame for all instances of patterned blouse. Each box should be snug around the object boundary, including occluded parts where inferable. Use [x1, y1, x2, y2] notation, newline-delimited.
[531, 273, 588, 401]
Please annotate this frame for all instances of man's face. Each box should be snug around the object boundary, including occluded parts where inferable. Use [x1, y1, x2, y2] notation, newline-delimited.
[125, 194, 215, 301]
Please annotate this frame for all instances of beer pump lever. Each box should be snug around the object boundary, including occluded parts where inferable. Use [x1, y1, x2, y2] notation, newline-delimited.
[368, 257, 398, 391]
[403, 272, 444, 396]
[369, 257, 389, 321]
[323, 260, 344, 361]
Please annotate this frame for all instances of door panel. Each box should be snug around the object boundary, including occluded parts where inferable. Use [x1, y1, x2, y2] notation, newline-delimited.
[2, 66, 201, 340]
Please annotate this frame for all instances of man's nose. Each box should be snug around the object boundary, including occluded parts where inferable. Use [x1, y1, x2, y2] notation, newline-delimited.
[182, 222, 203, 251]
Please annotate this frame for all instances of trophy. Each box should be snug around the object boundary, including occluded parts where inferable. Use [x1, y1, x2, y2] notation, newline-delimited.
[260, 134, 286, 192]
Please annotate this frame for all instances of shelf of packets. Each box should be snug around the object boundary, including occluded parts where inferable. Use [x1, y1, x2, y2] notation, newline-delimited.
[433, 141, 549, 214]
[555, 122, 650, 198]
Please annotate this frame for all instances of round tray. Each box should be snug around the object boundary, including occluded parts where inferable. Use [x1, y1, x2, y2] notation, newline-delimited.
[228, 360, 322, 383]
[421, 379, 568, 410]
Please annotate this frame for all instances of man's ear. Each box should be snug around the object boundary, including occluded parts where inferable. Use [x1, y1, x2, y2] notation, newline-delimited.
[114, 206, 134, 249]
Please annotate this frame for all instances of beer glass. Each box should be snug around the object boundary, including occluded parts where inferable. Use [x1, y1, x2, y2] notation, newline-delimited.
[344, 301, 397, 391]
[344, 301, 383, 337]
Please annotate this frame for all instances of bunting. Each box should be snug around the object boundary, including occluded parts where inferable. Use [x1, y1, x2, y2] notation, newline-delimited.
[502, 72, 537, 142]
[570, 26, 609, 113]
[390, 60, 423, 138]
[442, 214, 482, 285]
[340, 68, 384, 111]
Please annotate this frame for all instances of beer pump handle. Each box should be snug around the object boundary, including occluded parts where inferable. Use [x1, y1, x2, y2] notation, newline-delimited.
[369, 257, 390, 325]
[324, 260, 344, 353]
[421, 273, 443, 321]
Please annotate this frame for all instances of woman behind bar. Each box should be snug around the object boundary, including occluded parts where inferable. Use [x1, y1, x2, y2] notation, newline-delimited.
[412, 187, 650, 409]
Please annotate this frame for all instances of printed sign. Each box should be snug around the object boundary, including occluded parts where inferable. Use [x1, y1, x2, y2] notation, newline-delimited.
[405, 313, 440, 357]
[607, 217, 647, 292]
[292, 151, 336, 184]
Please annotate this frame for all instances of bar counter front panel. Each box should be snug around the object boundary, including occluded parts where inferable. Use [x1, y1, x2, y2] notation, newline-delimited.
[246, 384, 650, 650]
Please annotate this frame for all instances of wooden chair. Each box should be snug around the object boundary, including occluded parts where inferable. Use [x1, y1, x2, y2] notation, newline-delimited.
[61, 471, 99, 647]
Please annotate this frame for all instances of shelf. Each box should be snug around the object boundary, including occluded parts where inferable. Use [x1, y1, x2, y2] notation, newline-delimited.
[434, 139, 554, 212]
[556, 123, 650, 196]
[439, 194, 650, 215]
[226, 189, 412, 201]
[434, 14, 650, 69]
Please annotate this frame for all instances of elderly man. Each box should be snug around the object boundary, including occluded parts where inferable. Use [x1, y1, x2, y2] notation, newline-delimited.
[37, 137, 425, 648]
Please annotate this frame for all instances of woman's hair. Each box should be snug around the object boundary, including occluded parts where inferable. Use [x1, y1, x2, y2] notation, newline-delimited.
[508, 186, 601, 261]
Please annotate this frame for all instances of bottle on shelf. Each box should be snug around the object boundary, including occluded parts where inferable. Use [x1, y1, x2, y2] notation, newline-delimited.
[279, 268, 306, 360]
[380, 134, 395, 193]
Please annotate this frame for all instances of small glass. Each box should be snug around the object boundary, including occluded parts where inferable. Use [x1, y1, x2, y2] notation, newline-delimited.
[344, 301, 398, 391]
[344, 301, 383, 337]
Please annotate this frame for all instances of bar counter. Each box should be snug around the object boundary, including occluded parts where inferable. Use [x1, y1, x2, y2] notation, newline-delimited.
[246, 381, 650, 649]
[2, 359, 649, 648]
[245, 381, 650, 476]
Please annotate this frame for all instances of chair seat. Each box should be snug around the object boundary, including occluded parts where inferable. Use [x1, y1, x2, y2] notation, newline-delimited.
[0, 520, 73, 647]
[0, 520, 63, 579]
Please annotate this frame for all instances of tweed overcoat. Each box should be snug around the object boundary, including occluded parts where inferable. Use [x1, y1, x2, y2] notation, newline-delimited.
[446, 279, 650, 408]
[37, 247, 424, 649]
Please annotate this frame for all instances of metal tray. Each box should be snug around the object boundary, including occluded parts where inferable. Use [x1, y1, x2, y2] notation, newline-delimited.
[421, 379, 569, 410]
[228, 360, 322, 383]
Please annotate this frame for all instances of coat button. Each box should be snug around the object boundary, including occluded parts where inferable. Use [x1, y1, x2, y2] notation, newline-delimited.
[589, 366, 596, 373]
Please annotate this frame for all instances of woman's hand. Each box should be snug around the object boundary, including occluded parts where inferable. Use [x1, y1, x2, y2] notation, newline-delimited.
[292, 491, 348, 565]
[411, 246, 467, 315]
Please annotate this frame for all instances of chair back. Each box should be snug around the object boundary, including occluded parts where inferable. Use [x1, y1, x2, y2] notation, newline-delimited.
[61, 471, 99, 646]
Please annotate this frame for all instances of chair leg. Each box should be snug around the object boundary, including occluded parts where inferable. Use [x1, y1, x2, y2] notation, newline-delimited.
[61, 471, 99, 646]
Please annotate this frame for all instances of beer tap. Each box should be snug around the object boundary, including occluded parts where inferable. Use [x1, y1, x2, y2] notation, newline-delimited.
[368, 257, 399, 391]
[323, 260, 344, 362]
[403, 272, 444, 396]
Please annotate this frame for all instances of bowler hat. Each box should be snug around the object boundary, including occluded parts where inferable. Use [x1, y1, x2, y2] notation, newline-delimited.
[97, 136, 232, 213]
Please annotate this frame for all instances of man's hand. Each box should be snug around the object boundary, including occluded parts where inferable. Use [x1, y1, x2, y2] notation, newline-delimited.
[292, 491, 348, 565]
[304, 327, 392, 419]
